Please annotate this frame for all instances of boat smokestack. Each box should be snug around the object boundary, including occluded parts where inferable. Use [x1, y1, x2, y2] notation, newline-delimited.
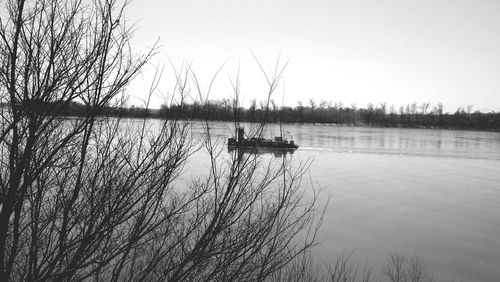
[237, 127, 244, 143]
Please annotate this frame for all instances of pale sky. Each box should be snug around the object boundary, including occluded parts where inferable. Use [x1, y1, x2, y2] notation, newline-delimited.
[125, 0, 500, 113]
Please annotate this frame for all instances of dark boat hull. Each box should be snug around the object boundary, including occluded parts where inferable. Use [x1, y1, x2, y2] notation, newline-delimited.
[228, 146, 296, 157]
[227, 139, 298, 150]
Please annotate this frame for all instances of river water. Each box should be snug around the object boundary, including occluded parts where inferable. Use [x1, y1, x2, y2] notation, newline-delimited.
[173, 121, 500, 281]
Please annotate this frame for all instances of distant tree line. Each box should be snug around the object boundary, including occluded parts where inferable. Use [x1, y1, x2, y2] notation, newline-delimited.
[158, 99, 500, 131]
[5, 98, 497, 131]
[0, 101, 160, 119]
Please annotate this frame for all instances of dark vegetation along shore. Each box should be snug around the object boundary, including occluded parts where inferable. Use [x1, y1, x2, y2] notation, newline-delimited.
[46, 99, 500, 131]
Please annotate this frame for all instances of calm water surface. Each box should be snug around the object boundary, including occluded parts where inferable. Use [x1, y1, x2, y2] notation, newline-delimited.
[181, 121, 500, 281]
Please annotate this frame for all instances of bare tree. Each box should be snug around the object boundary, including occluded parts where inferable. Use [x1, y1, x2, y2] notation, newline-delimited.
[309, 98, 316, 122]
[436, 103, 443, 115]
[319, 100, 328, 110]
[383, 254, 434, 282]
[0, 0, 158, 280]
[379, 102, 387, 115]
[249, 99, 257, 122]
[297, 101, 304, 121]
[271, 250, 436, 282]
[466, 104, 474, 119]
[0, 1, 322, 281]
[366, 103, 374, 112]
[420, 103, 430, 115]
[271, 99, 278, 122]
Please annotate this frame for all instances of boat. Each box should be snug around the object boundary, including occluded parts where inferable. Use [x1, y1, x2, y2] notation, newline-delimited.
[227, 127, 298, 150]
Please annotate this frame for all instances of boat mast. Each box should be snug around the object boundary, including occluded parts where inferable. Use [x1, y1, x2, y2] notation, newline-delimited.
[280, 78, 285, 140]
[232, 64, 241, 140]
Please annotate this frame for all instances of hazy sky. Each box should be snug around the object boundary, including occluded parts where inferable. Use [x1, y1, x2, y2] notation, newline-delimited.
[126, 0, 500, 112]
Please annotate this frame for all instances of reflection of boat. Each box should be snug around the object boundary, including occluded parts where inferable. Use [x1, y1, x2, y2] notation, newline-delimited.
[228, 146, 296, 157]
[228, 127, 299, 150]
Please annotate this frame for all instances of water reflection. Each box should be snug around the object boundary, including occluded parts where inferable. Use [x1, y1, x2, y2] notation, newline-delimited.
[228, 146, 296, 158]
[285, 125, 500, 160]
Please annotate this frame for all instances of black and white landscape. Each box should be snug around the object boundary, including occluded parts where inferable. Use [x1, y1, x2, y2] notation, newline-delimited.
[1, 0, 499, 281]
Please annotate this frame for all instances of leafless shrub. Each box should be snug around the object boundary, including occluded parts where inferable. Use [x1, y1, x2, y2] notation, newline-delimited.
[270, 252, 323, 282]
[270, 250, 373, 282]
[269, 251, 436, 282]
[383, 254, 434, 282]
[325, 250, 372, 282]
